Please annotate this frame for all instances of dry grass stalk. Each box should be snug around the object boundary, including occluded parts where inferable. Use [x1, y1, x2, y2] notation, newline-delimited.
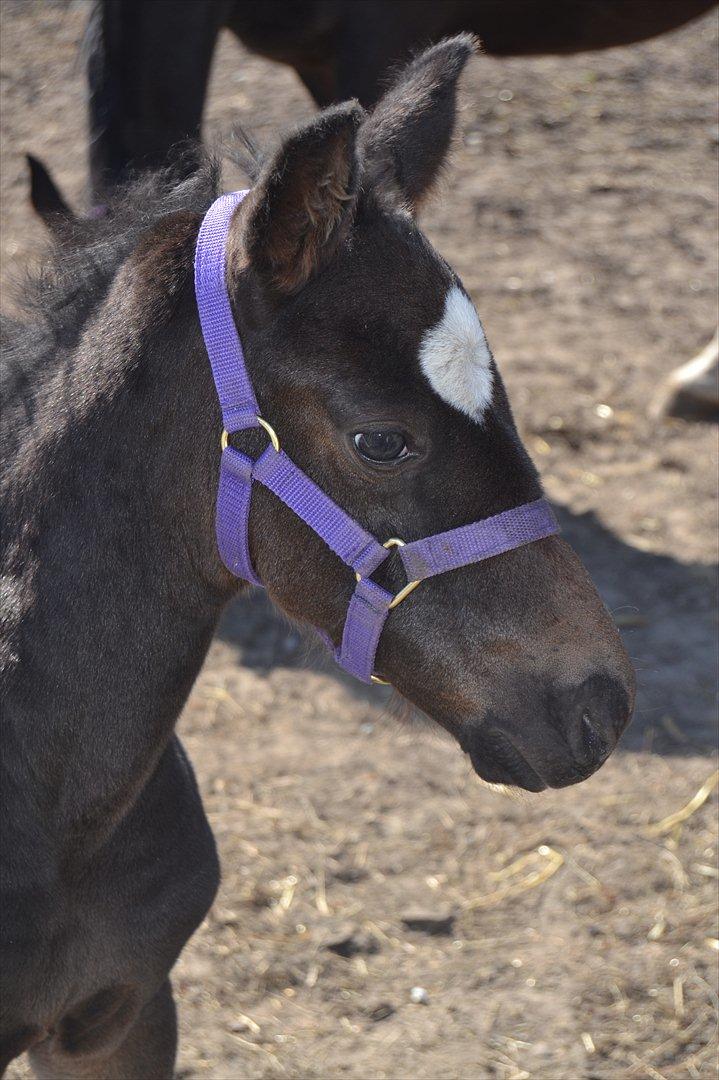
[626, 1015, 708, 1075]
[276, 876, 297, 915]
[227, 1033, 286, 1073]
[628, 1056, 669, 1080]
[315, 866, 330, 915]
[647, 916, 666, 940]
[463, 845, 564, 911]
[304, 963, 319, 988]
[234, 1013, 261, 1035]
[647, 770, 719, 836]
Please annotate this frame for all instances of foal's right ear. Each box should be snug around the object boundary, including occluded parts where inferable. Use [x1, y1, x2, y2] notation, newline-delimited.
[238, 103, 364, 295]
[361, 34, 477, 213]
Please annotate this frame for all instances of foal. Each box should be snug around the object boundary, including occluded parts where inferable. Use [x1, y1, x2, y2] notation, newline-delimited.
[1, 37, 634, 1078]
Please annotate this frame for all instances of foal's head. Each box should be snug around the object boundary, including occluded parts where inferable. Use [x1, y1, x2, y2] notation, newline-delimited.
[218, 36, 634, 790]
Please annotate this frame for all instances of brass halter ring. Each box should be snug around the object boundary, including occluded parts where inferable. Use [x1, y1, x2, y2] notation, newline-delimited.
[357, 539, 421, 685]
[221, 416, 281, 453]
[355, 537, 421, 610]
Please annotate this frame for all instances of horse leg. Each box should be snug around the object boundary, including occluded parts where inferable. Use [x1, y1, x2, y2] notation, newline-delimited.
[28, 981, 177, 1080]
[86, 0, 230, 202]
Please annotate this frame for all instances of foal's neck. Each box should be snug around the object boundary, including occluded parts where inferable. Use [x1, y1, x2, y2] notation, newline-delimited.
[4, 214, 234, 856]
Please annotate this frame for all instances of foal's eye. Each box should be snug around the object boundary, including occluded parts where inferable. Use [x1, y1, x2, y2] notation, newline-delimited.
[353, 430, 410, 464]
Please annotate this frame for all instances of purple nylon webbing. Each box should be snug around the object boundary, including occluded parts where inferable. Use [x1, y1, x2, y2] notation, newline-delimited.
[194, 189, 561, 685]
[194, 191, 260, 434]
[252, 448, 389, 578]
[217, 447, 262, 585]
[337, 578, 393, 681]
[400, 499, 559, 581]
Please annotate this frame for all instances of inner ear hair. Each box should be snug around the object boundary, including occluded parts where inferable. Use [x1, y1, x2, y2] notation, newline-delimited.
[239, 103, 365, 294]
[361, 33, 478, 214]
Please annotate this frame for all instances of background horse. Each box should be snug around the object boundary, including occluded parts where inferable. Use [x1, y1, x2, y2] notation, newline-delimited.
[29, 0, 717, 418]
[81, 0, 715, 198]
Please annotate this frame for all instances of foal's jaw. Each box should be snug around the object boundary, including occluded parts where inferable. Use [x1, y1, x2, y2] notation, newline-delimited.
[364, 536, 635, 792]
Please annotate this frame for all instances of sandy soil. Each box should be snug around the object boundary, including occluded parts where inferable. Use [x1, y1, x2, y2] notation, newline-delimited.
[1, 2, 718, 1078]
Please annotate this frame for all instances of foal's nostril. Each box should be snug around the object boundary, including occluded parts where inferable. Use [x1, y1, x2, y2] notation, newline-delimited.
[577, 712, 610, 769]
[554, 674, 631, 775]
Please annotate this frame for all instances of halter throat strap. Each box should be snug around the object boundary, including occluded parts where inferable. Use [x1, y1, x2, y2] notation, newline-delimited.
[195, 190, 559, 684]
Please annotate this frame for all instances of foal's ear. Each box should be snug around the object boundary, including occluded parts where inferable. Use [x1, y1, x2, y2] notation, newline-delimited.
[361, 34, 477, 213]
[240, 103, 364, 294]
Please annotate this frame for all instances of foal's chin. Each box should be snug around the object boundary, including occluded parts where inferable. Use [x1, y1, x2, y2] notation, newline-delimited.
[464, 742, 599, 793]
[467, 739, 550, 793]
[464, 737, 614, 793]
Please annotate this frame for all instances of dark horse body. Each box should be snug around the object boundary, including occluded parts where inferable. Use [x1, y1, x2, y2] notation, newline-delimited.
[86, 0, 715, 199]
[2, 39, 634, 1078]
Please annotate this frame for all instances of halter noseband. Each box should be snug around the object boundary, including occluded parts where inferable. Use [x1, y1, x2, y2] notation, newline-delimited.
[194, 191, 559, 684]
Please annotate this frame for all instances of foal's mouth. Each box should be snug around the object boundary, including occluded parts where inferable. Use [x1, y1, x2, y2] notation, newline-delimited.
[467, 729, 548, 793]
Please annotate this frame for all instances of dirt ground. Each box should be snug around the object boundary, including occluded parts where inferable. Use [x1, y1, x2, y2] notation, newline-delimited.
[1, 2, 718, 1078]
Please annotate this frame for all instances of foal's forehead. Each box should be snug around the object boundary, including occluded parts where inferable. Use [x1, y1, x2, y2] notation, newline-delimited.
[347, 207, 495, 423]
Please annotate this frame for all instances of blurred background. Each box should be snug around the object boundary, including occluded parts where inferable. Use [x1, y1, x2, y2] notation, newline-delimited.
[1, 2, 717, 1077]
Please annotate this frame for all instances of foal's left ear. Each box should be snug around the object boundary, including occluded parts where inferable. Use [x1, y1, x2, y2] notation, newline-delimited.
[361, 34, 477, 213]
[238, 102, 364, 294]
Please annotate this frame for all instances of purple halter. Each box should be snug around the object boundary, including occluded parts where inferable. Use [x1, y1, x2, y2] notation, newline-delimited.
[194, 190, 560, 684]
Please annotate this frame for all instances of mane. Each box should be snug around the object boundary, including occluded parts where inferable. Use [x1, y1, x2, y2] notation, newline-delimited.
[0, 136, 263, 407]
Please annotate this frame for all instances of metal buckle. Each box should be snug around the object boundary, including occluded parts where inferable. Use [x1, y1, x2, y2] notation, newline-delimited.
[256, 416, 280, 452]
[357, 537, 421, 685]
[383, 538, 421, 609]
[355, 537, 421, 610]
[220, 416, 281, 453]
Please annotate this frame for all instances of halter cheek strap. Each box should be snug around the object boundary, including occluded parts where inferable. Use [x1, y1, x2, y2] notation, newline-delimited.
[195, 190, 560, 684]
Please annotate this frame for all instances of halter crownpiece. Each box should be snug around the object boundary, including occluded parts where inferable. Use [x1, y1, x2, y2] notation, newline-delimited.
[194, 190, 560, 684]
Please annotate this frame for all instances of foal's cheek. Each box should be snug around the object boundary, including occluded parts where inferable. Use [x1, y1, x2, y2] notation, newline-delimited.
[373, 593, 482, 724]
[247, 486, 352, 639]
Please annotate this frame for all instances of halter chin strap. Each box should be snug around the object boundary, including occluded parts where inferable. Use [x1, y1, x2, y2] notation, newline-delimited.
[195, 190, 560, 684]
